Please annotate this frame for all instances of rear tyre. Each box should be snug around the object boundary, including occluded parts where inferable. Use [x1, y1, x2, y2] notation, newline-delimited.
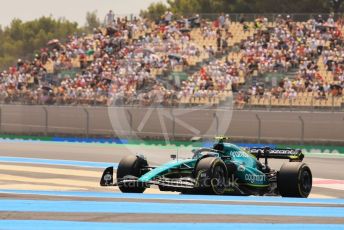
[194, 157, 228, 195]
[278, 162, 312, 198]
[117, 155, 148, 193]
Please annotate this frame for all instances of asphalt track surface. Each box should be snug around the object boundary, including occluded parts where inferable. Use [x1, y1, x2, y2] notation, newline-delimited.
[0, 141, 344, 229]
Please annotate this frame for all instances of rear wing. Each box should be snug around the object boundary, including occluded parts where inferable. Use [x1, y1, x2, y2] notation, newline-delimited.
[250, 148, 304, 162]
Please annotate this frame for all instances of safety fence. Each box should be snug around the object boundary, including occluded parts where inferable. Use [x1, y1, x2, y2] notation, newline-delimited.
[0, 104, 343, 144]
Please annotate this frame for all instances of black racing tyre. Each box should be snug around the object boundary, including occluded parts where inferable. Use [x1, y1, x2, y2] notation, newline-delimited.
[194, 157, 228, 195]
[117, 155, 148, 193]
[277, 162, 312, 198]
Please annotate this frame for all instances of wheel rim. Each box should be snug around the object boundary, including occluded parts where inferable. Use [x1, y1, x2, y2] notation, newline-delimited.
[211, 165, 226, 194]
[301, 170, 312, 194]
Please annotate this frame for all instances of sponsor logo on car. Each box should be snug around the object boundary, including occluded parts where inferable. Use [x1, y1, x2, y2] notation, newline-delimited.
[245, 174, 266, 183]
[231, 151, 249, 158]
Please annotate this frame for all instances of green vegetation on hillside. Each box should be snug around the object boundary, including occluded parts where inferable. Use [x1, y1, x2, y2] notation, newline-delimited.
[0, 11, 100, 70]
[141, 0, 344, 20]
[0, 17, 80, 70]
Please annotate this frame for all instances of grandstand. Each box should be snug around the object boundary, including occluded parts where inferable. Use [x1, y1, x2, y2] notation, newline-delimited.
[0, 13, 343, 110]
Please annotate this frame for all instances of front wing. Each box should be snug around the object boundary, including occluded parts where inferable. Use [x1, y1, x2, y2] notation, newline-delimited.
[100, 166, 196, 189]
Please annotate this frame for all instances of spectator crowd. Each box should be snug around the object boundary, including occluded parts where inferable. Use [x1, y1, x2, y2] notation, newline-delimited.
[0, 11, 343, 108]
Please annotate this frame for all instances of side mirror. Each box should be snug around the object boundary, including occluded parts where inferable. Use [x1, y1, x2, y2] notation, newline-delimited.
[170, 154, 177, 160]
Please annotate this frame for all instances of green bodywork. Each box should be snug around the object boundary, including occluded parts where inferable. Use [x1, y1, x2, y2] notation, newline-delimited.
[139, 159, 196, 182]
[138, 143, 269, 187]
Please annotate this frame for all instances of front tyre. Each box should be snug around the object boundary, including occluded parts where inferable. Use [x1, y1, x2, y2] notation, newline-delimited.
[194, 157, 228, 195]
[117, 155, 148, 193]
[278, 162, 312, 198]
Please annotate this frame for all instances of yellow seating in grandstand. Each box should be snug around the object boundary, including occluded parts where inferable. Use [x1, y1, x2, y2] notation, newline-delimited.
[213, 96, 220, 105]
[199, 97, 208, 105]
[71, 58, 80, 68]
[334, 97, 343, 107]
[250, 96, 258, 105]
[313, 99, 322, 107]
[270, 97, 279, 106]
[180, 96, 190, 104]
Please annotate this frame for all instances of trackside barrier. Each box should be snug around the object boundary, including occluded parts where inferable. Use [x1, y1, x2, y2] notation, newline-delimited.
[0, 105, 342, 144]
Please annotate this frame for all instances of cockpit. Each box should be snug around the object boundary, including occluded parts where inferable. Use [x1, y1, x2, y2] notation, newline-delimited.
[191, 148, 222, 159]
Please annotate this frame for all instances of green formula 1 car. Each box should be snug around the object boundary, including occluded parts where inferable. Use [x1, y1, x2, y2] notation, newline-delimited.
[100, 138, 312, 197]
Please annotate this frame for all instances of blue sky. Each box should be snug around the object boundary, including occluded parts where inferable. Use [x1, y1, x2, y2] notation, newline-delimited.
[0, 0, 166, 27]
